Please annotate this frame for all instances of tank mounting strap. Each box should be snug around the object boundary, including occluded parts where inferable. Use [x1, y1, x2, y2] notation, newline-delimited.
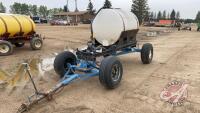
[11, 15, 23, 34]
[0, 16, 8, 33]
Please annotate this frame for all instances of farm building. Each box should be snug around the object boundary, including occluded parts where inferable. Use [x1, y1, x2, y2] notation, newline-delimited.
[159, 20, 175, 25]
[155, 20, 176, 27]
[53, 11, 95, 24]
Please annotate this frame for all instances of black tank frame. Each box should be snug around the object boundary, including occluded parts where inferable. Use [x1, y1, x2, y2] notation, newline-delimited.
[76, 29, 139, 61]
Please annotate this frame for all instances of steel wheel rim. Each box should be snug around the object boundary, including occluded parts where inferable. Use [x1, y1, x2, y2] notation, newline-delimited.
[0, 44, 9, 53]
[111, 64, 121, 82]
[64, 58, 75, 74]
[35, 40, 42, 48]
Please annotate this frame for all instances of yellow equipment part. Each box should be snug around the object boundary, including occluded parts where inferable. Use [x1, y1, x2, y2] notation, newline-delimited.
[0, 13, 35, 38]
[0, 19, 6, 36]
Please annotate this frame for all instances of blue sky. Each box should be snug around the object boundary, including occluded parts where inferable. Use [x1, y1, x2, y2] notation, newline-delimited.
[0, 0, 199, 19]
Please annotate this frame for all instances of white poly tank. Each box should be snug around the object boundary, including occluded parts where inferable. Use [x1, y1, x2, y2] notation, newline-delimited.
[92, 8, 139, 46]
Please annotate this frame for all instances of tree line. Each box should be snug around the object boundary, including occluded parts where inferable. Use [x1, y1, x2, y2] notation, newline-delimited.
[131, 0, 200, 24]
[148, 10, 180, 21]
[0, 2, 63, 18]
[0, 1, 103, 18]
[0, 0, 200, 24]
[93, 0, 200, 24]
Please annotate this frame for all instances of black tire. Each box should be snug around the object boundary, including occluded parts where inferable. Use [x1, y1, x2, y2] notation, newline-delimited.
[0, 40, 13, 56]
[30, 37, 43, 50]
[178, 28, 181, 31]
[197, 28, 199, 31]
[15, 42, 25, 47]
[189, 28, 192, 31]
[54, 51, 77, 78]
[99, 56, 123, 89]
[141, 43, 153, 64]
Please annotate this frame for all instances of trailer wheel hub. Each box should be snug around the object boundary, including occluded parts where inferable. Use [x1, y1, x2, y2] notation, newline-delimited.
[0, 44, 10, 53]
[34, 40, 42, 48]
[111, 64, 121, 82]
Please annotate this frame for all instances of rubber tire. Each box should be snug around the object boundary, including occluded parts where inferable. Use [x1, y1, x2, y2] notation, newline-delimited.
[54, 51, 77, 78]
[30, 37, 43, 50]
[15, 42, 25, 47]
[178, 28, 180, 31]
[0, 40, 13, 56]
[189, 28, 192, 31]
[99, 56, 123, 89]
[141, 43, 153, 64]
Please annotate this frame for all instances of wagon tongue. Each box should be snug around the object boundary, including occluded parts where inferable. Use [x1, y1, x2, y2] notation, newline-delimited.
[17, 63, 64, 113]
[17, 83, 64, 113]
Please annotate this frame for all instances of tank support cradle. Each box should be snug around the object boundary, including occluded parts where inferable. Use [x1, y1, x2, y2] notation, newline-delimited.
[17, 47, 141, 113]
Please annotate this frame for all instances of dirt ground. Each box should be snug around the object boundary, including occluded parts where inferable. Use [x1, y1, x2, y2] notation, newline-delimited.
[0, 24, 200, 113]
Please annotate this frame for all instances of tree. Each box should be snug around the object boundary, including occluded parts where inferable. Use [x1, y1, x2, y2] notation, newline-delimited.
[157, 11, 162, 20]
[162, 10, 166, 20]
[176, 11, 180, 20]
[10, 2, 29, 15]
[103, 0, 112, 8]
[21, 3, 29, 15]
[10, 2, 22, 14]
[195, 11, 200, 22]
[170, 9, 176, 20]
[39, 5, 49, 18]
[49, 8, 63, 17]
[29, 5, 38, 16]
[87, 0, 95, 15]
[149, 12, 154, 20]
[64, 5, 69, 12]
[144, 11, 150, 21]
[63, 0, 69, 12]
[131, 0, 149, 25]
[0, 2, 6, 13]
